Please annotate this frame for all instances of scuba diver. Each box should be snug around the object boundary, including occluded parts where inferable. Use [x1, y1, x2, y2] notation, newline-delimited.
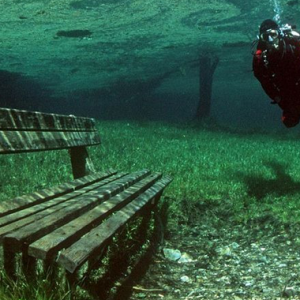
[253, 19, 300, 127]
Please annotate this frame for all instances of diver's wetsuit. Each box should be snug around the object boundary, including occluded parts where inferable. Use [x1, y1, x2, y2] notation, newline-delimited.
[253, 37, 300, 127]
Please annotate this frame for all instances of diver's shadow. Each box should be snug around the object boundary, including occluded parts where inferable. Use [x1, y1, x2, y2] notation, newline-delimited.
[242, 161, 300, 200]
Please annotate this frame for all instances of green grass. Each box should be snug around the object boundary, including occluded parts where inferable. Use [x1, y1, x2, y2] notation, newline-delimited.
[2, 120, 300, 223]
[0, 269, 70, 300]
[93, 121, 300, 224]
[1, 120, 300, 299]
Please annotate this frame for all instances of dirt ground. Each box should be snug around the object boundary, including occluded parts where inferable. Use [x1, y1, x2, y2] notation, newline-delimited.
[129, 203, 300, 300]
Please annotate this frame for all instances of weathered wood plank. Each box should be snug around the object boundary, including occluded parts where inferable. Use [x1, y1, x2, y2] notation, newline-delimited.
[57, 177, 172, 273]
[3, 170, 150, 251]
[28, 173, 162, 260]
[69, 146, 96, 179]
[0, 130, 101, 154]
[0, 170, 117, 217]
[0, 108, 96, 132]
[4, 247, 17, 280]
[0, 172, 125, 229]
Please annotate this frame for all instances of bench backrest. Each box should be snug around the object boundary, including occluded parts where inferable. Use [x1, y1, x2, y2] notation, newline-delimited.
[0, 108, 100, 153]
[0, 107, 101, 178]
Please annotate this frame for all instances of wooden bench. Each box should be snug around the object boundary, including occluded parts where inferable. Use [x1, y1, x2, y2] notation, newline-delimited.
[0, 107, 171, 288]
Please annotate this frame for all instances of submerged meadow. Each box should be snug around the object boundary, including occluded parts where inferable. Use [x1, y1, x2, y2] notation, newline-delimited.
[1, 120, 300, 225]
[1, 121, 300, 299]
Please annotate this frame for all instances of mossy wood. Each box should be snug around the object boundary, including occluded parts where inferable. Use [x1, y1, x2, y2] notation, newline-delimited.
[0, 107, 100, 178]
[58, 177, 171, 273]
[0, 171, 116, 217]
[0, 172, 132, 242]
[0, 107, 95, 132]
[0, 107, 172, 288]
[3, 170, 150, 250]
[28, 173, 162, 261]
[0, 130, 100, 153]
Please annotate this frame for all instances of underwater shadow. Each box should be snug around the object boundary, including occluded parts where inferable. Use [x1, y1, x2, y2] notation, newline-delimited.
[77, 206, 168, 300]
[240, 160, 300, 200]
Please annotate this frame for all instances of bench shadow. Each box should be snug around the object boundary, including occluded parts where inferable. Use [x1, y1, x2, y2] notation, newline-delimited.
[79, 203, 168, 300]
[240, 160, 300, 200]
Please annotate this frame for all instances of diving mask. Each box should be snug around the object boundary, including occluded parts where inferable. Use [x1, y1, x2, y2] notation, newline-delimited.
[260, 29, 279, 43]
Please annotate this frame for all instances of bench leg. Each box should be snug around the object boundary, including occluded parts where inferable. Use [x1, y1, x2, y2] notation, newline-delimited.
[22, 250, 37, 281]
[137, 210, 152, 244]
[3, 248, 17, 281]
[43, 259, 58, 284]
[87, 243, 108, 273]
[66, 270, 78, 300]
[69, 146, 95, 179]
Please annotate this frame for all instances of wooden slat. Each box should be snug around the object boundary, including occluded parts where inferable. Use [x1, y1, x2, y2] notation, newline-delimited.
[3, 170, 150, 251]
[0, 172, 133, 242]
[0, 108, 96, 132]
[57, 177, 172, 273]
[28, 173, 162, 260]
[0, 130, 101, 153]
[0, 172, 125, 228]
[0, 170, 117, 217]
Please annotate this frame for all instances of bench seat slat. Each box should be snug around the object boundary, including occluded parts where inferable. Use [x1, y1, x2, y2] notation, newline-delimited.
[0, 170, 117, 217]
[0, 130, 101, 154]
[57, 177, 172, 273]
[0, 173, 131, 240]
[0, 172, 126, 228]
[0, 108, 96, 132]
[3, 170, 150, 251]
[28, 173, 162, 260]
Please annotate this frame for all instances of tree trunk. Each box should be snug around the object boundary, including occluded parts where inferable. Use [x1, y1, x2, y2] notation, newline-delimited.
[195, 54, 219, 121]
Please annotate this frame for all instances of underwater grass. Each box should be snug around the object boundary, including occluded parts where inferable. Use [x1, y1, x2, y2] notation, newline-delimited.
[92, 121, 300, 224]
[0, 269, 70, 300]
[1, 120, 300, 299]
[2, 120, 300, 223]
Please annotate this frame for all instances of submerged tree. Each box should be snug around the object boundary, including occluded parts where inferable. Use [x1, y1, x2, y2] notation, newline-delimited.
[195, 54, 219, 121]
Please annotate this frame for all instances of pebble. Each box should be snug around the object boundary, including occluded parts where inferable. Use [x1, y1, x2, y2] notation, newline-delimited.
[163, 248, 181, 261]
[178, 252, 194, 263]
[180, 275, 191, 283]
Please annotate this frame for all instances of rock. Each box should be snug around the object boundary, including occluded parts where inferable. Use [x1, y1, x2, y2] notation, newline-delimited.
[163, 248, 181, 261]
[244, 280, 254, 287]
[278, 263, 287, 268]
[178, 252, 194, 263]
[180, 275, 192, 283]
